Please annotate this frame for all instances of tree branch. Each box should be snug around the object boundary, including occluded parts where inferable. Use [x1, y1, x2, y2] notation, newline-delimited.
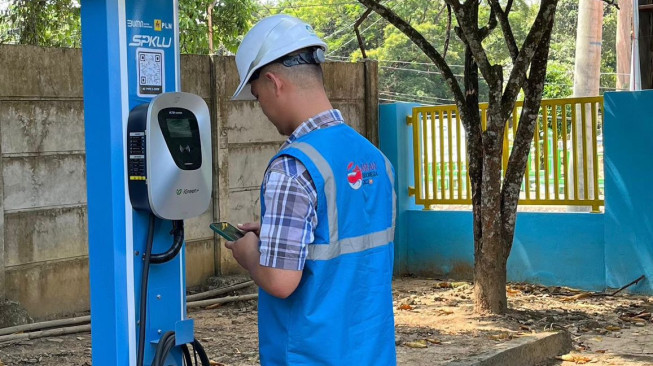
[489, 0, 518, 62]
[501, 0, 557, 121]
[447, 0, 496, 85]
[357, 0, 465, 105]
[500, 14, 556, 259]
[444, 4, 452, 59]
[354, 8, 373, 59]
[479, 6, 498, 40]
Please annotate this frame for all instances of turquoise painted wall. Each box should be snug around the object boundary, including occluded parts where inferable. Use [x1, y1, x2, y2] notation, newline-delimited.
[604, 91, 653, 293]
[380, 93, 653, 293]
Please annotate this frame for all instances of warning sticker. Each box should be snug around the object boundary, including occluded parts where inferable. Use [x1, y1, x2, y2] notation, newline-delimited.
[136, 48, 165, 97]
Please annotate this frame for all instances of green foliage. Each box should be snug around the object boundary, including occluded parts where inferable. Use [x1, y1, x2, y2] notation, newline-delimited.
[0, 0, 257, 54]
[0, 0, 81, 47]
[0, 0, 621, 96]
[179, 0, 258, 54]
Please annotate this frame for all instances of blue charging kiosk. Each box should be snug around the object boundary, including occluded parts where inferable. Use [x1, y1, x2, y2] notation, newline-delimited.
[80, 1, 208, 365]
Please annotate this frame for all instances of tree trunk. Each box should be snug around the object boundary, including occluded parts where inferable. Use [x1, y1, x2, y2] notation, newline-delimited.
[473, 238, 508, 313]
[474, 104, 508, 313]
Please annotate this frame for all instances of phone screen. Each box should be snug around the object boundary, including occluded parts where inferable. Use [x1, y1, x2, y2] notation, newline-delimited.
[210, 222, 245, 241]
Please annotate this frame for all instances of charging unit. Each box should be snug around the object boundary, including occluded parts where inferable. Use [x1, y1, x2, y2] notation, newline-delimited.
[80, 1, 213, 365]
[128, 92, 211, 220]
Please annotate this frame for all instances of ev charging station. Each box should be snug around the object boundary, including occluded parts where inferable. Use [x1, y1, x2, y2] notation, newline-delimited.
[80, 1, 212, 365]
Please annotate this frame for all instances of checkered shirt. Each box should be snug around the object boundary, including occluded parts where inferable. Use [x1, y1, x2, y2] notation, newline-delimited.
[259, 109, 344, 270]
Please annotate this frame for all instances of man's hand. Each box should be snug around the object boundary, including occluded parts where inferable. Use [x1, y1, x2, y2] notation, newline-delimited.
[224, 230, 303, 299]
[237, 222, 261, 236]
[224, 231, 260, 272]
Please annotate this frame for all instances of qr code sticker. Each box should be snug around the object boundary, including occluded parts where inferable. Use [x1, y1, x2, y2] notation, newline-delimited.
[137, 48, 165, 97]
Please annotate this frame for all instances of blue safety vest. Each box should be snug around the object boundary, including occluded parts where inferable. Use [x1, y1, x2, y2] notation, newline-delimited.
[258, 123, 397, 365]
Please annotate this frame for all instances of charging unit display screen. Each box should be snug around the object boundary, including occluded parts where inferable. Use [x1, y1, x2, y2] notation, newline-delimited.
[158, 108, 202, 170]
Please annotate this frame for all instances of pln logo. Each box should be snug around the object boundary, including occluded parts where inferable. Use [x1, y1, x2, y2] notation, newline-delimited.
[347, 162, 363, 190]
[347, 161, 379, 190]
[176, 189, 182, 195]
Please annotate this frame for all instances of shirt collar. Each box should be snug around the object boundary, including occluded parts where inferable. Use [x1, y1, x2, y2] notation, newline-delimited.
[283, 109, 344, 147]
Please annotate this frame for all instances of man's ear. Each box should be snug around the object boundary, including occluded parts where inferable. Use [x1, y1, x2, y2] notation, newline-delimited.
[264, 71, 284, 97]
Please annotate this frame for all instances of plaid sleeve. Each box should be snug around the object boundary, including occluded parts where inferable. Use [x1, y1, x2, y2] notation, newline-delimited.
[259, 156, 317, 271]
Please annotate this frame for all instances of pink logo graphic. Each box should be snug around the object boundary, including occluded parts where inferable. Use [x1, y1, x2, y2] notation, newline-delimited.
[347, 162, 363, 190]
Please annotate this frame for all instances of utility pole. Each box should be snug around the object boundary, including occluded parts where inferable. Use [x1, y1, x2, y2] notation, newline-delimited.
[617, 0, 633, 90]
[571, 0, 603, 211]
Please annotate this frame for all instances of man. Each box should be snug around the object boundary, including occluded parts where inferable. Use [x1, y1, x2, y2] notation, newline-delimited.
[225, 14, 396, 365]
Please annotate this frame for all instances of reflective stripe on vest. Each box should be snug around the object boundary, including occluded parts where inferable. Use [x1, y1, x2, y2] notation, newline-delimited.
[289, 142, 396, 261]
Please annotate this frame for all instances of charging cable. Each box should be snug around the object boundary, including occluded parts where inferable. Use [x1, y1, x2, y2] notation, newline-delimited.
[137, 215, 210, 366]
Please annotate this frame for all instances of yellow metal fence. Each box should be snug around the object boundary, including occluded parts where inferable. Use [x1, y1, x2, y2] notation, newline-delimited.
[406, 97, 605, 211]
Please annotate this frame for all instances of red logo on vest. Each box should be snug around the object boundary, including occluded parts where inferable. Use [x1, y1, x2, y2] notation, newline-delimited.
[347, 162, 363, 190]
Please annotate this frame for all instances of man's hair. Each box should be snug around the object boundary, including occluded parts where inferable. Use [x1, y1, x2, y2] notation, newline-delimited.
[262, 47, 324, 89]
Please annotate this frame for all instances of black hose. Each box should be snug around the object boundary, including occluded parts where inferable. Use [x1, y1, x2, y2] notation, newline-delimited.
[181, 344, 193, 366]
[150, 220, 184, 264]
[136, 213, 156, 366]
[191, 338, 211, 366]
[152, 331, 176, 366]
[137, 218, 201, 365]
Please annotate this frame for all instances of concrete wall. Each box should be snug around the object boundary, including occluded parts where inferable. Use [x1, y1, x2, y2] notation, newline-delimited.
[0, 45, 378, 319]
[379, 98, 649, 294]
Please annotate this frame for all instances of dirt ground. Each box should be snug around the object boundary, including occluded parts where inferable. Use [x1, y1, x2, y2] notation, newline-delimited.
[1, 275, 652, 365]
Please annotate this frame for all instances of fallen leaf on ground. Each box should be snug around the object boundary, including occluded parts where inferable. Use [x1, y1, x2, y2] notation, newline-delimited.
[595, 350, 606, 354]
[398, 304, 414, 311]
[605, 326, 621, 331]
[561, 293, 592, 302]
[425, 338, 441, 344]
[437, 309, 453, 315]
[434, 282, 452, 289]
[404, 340, 428, 348]
[489, 332, 517, 341]
[507, 288, 522, 297]
[209, 361, 225, 366]
[557, 354, 592, 364]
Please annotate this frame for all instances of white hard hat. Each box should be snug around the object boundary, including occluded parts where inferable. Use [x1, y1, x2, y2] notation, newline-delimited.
[231, 14, 328, 101]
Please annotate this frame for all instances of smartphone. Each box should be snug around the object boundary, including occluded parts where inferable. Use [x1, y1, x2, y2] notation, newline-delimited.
[210, 222, 245, 241]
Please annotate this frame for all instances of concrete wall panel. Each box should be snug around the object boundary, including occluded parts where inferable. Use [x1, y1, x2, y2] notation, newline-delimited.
[228, 189, 260, 227]
[180, 55, 212, 99]
[332, 101, 366, 134]
[228, 144, 278, 190]
[224, 103, 285, 144]
[5, 257, 89, 319]
[185, 239, 214, 288]
[0, 46, 83, 98]
[183, 202, 214, 241]
[0, 101, 85, 154]
[5, 206, 87, 266]
[3, 155, 86, 210]
[323, 62, 366, 100]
